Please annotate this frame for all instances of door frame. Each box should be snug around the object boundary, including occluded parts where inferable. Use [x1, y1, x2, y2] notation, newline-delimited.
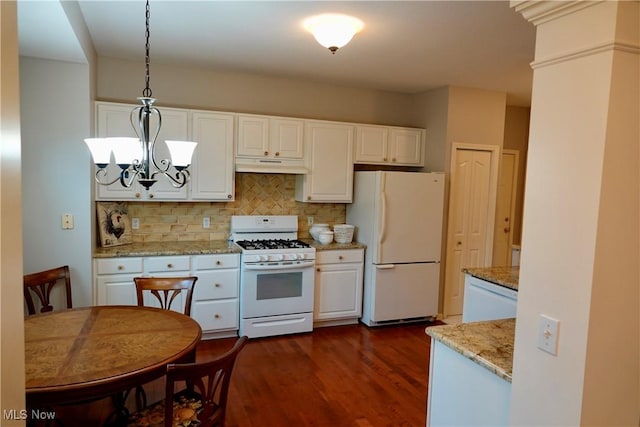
[443, 142, 500, 317]
[495, 149, 520, 266]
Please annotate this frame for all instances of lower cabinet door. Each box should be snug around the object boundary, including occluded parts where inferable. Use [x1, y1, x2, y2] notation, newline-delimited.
[96, 275, 137, 306]
[192, 299, 239, 331]
[314, 263, 363, 321]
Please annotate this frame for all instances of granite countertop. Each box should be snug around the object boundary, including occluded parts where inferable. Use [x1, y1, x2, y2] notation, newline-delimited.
[462, 266, 519, 291]
[305, 240, 366, 251]
[94, 240, 241, 258]
[426, 318, 515, 382]
[94, 239, 366, 258]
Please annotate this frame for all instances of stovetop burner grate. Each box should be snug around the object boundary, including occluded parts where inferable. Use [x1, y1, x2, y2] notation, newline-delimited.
[235, 239, 311, 251]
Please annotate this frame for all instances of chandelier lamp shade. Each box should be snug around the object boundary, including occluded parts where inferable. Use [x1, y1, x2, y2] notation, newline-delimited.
[84, 0, 197, 190]
[303, 13, 364, 54]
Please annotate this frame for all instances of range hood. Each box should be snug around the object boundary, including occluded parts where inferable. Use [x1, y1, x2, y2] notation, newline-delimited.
[235, 158, 309, 174]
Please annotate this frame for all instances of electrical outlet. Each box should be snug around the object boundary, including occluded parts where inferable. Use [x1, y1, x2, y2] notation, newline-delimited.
[307, 216, 314, 226]
[203, 216, 211, 229]
[131, 218, 140, 229]
[62, 214, 74, 230]
[537, 314, 560, 355]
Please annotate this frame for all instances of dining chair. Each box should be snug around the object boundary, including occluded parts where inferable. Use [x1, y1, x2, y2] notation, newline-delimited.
[134, 276, 198, 316]
[127, 336, 248, 427]
[24, 265, 72, 315]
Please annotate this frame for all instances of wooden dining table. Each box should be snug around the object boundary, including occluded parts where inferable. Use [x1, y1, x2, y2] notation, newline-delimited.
[25, 305, 202, 424]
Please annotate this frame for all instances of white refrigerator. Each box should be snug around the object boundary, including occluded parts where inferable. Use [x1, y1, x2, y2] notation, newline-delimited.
[346, 171, 445, 326]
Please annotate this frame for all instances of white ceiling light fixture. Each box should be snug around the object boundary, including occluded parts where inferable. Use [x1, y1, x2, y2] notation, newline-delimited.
[304, 13, 364, 54]
[84, 0, 197, 190]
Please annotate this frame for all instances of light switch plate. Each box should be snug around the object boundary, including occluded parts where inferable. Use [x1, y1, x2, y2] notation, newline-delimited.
[538, 314, 560, 355]
[131, 218, 140, 229]
[203, 216, 211, 229]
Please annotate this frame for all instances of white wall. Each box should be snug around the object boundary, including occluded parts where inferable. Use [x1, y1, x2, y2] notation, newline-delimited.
[510, 1, 639, 425]
[0, 1, 26, 423]
[20, 56, 93, 307]
[97, 56, 417, 127]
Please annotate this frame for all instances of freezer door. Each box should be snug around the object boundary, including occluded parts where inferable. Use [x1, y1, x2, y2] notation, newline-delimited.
[371, 263, 440, 322]
[375, 172, 444, 264]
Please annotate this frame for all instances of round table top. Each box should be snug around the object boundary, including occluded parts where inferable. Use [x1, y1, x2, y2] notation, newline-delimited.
[25, 305, 202, 405]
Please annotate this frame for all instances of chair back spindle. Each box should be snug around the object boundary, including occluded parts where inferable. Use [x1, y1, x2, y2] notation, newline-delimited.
[24, 265, 72, 315]
[134, 276, 198, 316]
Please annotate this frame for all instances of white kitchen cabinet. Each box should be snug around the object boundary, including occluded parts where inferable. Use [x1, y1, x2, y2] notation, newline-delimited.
[314, 249, 364, 326]
[94, 253, 240, 339]
[191, 253, 240, 339]
[295, 120, 354, 203]
[95, 102, 190, 201]
[94, 257, 143, 306]
[354, 124, 424, 166]
[190, 111, 235, 201]
[236, 114, 304, 159]
[427, 340, 511, 426]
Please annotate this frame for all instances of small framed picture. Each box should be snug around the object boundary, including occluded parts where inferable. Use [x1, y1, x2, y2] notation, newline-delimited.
[96, 202, 132, 247]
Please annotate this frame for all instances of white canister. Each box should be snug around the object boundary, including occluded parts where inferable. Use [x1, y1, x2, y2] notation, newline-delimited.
[318, 230, 334, 245]
[310, 223, 330, 241]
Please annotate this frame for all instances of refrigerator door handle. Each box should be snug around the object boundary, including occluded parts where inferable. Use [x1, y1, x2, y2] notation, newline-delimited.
[375, 264, 395, 269]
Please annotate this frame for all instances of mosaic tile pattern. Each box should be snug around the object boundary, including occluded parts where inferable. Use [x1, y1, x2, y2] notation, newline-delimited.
[125, 174, 346, 243]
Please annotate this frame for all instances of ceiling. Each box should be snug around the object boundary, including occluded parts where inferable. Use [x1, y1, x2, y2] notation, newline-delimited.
[17, 1, 536, 106]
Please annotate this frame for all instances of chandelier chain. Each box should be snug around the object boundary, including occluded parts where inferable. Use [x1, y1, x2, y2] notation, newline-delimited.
[143, 0, 152, 98]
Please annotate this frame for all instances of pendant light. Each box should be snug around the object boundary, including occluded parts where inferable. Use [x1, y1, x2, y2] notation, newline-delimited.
[85, 0, 197, 190]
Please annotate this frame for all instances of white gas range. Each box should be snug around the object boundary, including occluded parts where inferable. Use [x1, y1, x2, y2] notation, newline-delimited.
[230, 215, 316, 339]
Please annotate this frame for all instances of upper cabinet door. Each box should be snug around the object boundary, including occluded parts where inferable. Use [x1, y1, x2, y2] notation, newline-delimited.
[388, 128, 424, 166]
[355, 125, 389, 164]
[270, 117, 304, 159]
[190, 111, 235, 201]
[236, 114, 269, 157]
[236, 114, 304, 160]
[295, 120, 354, 203]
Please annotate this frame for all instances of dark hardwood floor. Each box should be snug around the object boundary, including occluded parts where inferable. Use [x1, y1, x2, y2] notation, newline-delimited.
[197, 321, 443, 427]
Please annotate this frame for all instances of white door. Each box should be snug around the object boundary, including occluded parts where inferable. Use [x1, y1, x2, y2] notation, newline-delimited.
[375, 172, 445, 264]
[444, 145, 499, 316]
[492, 150, 519, 266]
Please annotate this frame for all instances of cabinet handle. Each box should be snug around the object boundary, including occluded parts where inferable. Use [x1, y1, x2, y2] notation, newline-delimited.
[264, 151, 269, 156]
[383, 158, 387, 162]
[392, 158, 396, 162]
[457, 241, 462, 246]
[227, 194, 232, 199]
[216, 260, 221, 265]
[275, 152, 280, 157]
[307, 196, 311, 201]
[338, 255, 344, 260]
[214, 314, 220, 319]
[316, 268, 321, 272]
[149, 194, 154, 198]
[135, 193, 141, 198]
[215, 283, 221, 288]
[117, 265, 124, 271]
[167, 263, 173, 268]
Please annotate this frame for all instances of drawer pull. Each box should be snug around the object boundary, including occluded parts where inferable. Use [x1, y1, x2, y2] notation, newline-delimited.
[338, 256, 343, 260]
[215, 283, 221, 288]
[167, 263, 173, 268]
[216, 260, 222, 265]
[214, 314, 221, 319]
[317, 268, 321, 272]
[117, 265, 124, 271]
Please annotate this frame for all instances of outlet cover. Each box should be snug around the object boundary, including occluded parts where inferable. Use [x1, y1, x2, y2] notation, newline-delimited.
[203, 217, 211, 229]
[537, 314, 560, 355]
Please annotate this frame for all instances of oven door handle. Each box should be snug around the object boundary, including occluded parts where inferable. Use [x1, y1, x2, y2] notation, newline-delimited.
[243, 262, 315, 271]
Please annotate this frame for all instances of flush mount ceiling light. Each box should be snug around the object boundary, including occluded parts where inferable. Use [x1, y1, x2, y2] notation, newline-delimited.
[85, 0, 197, 190]
[303, 13, 364, 54]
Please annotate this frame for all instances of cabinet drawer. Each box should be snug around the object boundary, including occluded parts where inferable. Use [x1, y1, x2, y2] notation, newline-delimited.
[95, 258, 143, 275]
[192, 299, 238, 331]
[192, 253, 239, 270]
[144, 256, 191, 273]
[193, 270, 239, 300]
[317, 249, 364, 265]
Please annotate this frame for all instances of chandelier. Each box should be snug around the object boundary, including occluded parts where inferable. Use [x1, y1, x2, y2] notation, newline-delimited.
[85, 0, 197, 190]
[303, 14, 364, 54]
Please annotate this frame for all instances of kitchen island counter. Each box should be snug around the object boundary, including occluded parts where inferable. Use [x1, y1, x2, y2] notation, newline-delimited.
[426, 318, 515, 382]
[462, 266, 519, 291]
[94, 240, 240, 258]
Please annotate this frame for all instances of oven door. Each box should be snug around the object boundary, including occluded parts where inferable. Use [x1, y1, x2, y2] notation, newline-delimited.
[241, 261, 315, 318]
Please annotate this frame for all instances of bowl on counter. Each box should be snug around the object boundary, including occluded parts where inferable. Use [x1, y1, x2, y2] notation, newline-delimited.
[310, 223, 330, 241]
[317, 230, 334, 245]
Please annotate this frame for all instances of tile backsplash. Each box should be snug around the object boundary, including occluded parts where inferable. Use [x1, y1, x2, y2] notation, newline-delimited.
[123, 173, 346, 243]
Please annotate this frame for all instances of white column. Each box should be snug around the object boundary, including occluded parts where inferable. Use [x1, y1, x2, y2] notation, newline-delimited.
[510, 1, 639, 425]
